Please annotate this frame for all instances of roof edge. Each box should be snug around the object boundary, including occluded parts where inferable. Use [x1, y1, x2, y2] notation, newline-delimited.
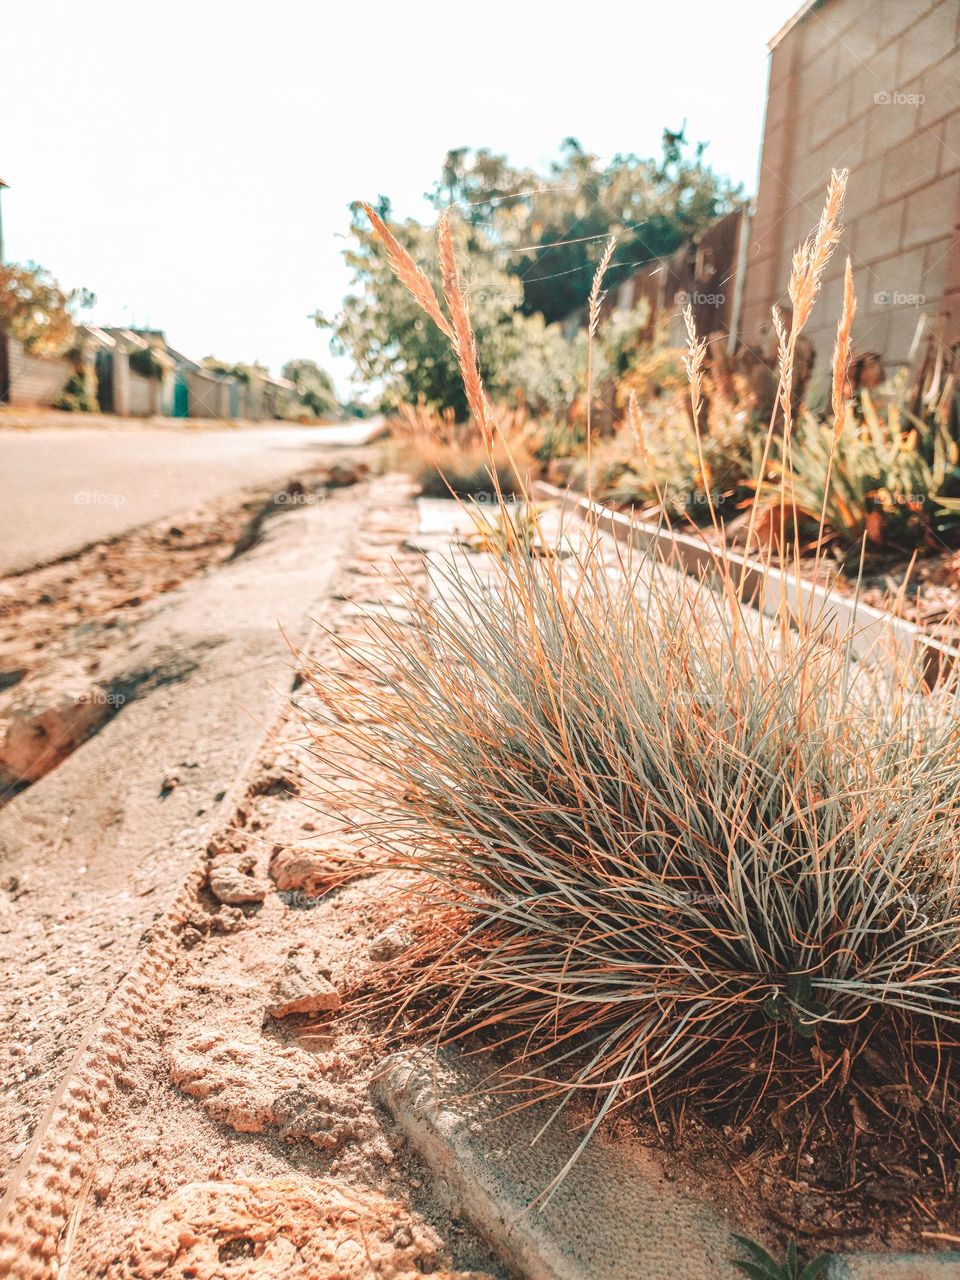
[768, 0, 822, 50]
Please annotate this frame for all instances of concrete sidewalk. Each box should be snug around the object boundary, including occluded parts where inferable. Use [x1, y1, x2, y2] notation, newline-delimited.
[0, 481, 367, 1189]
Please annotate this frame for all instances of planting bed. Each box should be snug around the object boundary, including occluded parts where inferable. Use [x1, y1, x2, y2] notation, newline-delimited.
[398, 499, 960, 1272]
[534, 481, 960, 682]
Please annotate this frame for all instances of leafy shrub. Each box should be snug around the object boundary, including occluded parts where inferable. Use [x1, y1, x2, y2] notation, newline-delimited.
[576, 390, 761, 523]
[129, 346, 165, 380]
[0, 261, 94, 356]
[787, 390, 960, 553]
[617, 343, 689, 401]
[55, 371, 98, 413]
[326, 202, 585, 420]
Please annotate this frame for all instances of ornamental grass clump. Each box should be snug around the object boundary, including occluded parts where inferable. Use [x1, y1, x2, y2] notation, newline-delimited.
[389, 399, 535, 498]
[303, 172, 960, 1179]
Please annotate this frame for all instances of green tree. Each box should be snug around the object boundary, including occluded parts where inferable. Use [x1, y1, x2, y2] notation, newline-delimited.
[430, 130, 739, 323]
[281, 358, 338, 418]
[324, 198, 583, 418]
[0, 261, 94, 356]
[201, 356, 269, 383]
[325, 132, 734, 417]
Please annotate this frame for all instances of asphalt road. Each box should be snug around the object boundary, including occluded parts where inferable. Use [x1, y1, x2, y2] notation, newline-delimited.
[0, 420, 380, 575]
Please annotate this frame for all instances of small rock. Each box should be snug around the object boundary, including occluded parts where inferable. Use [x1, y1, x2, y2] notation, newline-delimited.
[92, 1162, 116, 1200]
[269, 845, 358, 899]
[210, 905, 245, 934]
[369, 925, 412, 963]
[208, 863, 268, 906]
[267, 956, 341, 1019]
[324, 460, 369, 488]
[0, 687, 111, 784]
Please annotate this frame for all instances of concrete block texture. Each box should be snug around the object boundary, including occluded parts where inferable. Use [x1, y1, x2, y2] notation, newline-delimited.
[374, 1049, 746, 1280]
[741, 0, 960, 362]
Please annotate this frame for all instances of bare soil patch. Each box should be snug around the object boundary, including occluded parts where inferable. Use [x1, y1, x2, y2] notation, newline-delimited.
[0, 478, 507, 1279]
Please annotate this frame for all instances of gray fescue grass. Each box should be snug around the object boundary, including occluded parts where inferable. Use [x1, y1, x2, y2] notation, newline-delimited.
[302, 171, 960, 1178]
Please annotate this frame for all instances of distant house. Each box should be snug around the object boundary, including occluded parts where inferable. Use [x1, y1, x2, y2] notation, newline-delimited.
[740, 0, 960, 376]
[1, 323, 115, 411]
[247, 370, 296, 421]
[96, 328, 175, 416]
[129, 331, 294, 421]
[0, 316, 293, 421]
[129, 329, 197, 418]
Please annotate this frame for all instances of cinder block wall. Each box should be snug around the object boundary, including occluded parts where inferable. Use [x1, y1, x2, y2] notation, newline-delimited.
[127, 372, 159, 417]
[4, 338, 73, 406]
[741, 0, 960, 387]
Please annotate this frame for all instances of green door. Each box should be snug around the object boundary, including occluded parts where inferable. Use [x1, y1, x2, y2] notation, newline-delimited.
[172, 376, 189, 418]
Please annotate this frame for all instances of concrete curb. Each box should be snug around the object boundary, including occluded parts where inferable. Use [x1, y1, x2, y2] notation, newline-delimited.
[373, 1049, 745, 1280]
[374, 1048, 960, 1280]
[532, 481, 960, 684]
[826, 1257, 960, 1279]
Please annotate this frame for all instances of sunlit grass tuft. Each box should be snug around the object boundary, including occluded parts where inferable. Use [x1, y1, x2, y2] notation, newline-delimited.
[302, 175, 960, 1183]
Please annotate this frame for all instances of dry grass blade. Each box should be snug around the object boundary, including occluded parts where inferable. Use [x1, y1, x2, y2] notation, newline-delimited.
[360, 202, 455, 342]
[625, 391, 648, 461]
[436, 212, 493, 440]
[588, 236, 617, 338]
[739, 173, 847, 575]
[681, 303, 708, 423]
[810, 256, 858, 577]
[682, 304, 722, 537]
[831, 257, 857, 440]
[788, 168, 848, 336]
[585, 236, 617, 492]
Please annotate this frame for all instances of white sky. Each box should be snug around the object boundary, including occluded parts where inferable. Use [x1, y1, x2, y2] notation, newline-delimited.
[3, 0, 800, 394]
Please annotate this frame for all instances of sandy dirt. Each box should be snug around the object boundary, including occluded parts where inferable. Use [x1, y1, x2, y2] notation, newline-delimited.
[0, 470, 508, 1279]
